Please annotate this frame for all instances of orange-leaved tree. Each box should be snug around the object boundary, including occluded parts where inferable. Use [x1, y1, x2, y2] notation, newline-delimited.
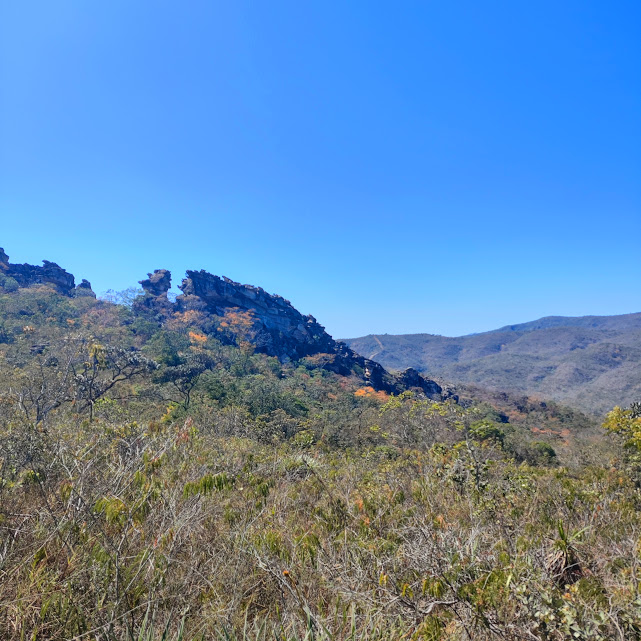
[218, 308, 257, 353]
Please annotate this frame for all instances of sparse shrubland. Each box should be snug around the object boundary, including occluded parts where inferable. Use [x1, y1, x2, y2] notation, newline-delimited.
[0, 284, 639, 640]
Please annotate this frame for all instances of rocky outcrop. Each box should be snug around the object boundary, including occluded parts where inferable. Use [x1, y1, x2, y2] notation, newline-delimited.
[0, 246, 447, 399]
[179, 270, 336, 360]
[177, 269, 446, 399]
[75, 279, 96, 298]
[133, 269, 174, 317]
[0, 248, 76, 295]
[140, 270, 172, 297]
[394, 367, 447, 398]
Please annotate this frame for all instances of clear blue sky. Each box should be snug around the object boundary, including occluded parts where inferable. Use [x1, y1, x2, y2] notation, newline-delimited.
[1, 1, 639, 338]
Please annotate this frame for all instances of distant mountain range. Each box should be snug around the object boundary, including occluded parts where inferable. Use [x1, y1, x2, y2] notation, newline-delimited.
[343, 313, 641, 416]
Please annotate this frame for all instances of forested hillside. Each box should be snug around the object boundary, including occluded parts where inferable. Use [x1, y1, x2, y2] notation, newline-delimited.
[1, 251, 640, 640]
[344, 313, 641, 416]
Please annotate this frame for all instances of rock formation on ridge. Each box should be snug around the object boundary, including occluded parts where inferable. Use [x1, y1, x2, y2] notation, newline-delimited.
[133, 269, 174, 316]
[0, 247, 94, 297]
[172, 269, 447, 399]
[0, 244, 448, 400]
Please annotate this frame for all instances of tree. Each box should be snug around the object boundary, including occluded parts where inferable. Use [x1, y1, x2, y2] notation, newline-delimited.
[72, 343, 159, 419]
[603, 403, 641, 450]
[603, 403, 641, 477]
[99, 287, 144, 307]
[154, 351, 216, 408]
[10, 337, 158, 424]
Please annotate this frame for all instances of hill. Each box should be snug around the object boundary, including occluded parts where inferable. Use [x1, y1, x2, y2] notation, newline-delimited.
[343, 313, 641, 415]
[1, 246, 639, 640]
[0, 246, 599, 461]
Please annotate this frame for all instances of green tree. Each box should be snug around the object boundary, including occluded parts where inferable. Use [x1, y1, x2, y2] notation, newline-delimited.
[603, 403, 641, 452]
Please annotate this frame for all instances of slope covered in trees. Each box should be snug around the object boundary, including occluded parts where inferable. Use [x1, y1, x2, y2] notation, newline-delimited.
[0, 252, 639, 640]
[344, 313, 641, 416]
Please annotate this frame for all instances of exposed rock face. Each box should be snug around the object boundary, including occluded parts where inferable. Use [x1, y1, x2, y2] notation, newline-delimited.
[140, 269, 172, 297]
[134, 269, 174, 317]
[179, 270, 336, 360]
[0, 247, 447, 399]
[75, 279, 96, 298]
[0, 248, 76, 295]
[393, 367, 446, 398]
[178, 269, 446, 399]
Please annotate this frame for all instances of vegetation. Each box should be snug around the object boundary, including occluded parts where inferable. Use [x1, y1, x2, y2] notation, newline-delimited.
[343, 313, 641, 416]
[0, 283, 639, 640]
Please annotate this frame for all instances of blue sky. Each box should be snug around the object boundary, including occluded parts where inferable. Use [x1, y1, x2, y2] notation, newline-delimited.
[1, 1, 639, 338]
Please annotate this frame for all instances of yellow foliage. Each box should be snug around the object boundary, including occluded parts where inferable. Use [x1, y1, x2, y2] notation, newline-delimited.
[603, 406, 641, 451]
[354, 386, 389, 401]
[217, 309, 256, 352]
[188, 331, 207, 344]
[166, 310, 207, 331]
[218, 308, 255, 336]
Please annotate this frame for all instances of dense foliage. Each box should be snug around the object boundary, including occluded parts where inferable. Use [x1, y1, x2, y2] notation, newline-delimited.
[0, 284, 639, 640]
